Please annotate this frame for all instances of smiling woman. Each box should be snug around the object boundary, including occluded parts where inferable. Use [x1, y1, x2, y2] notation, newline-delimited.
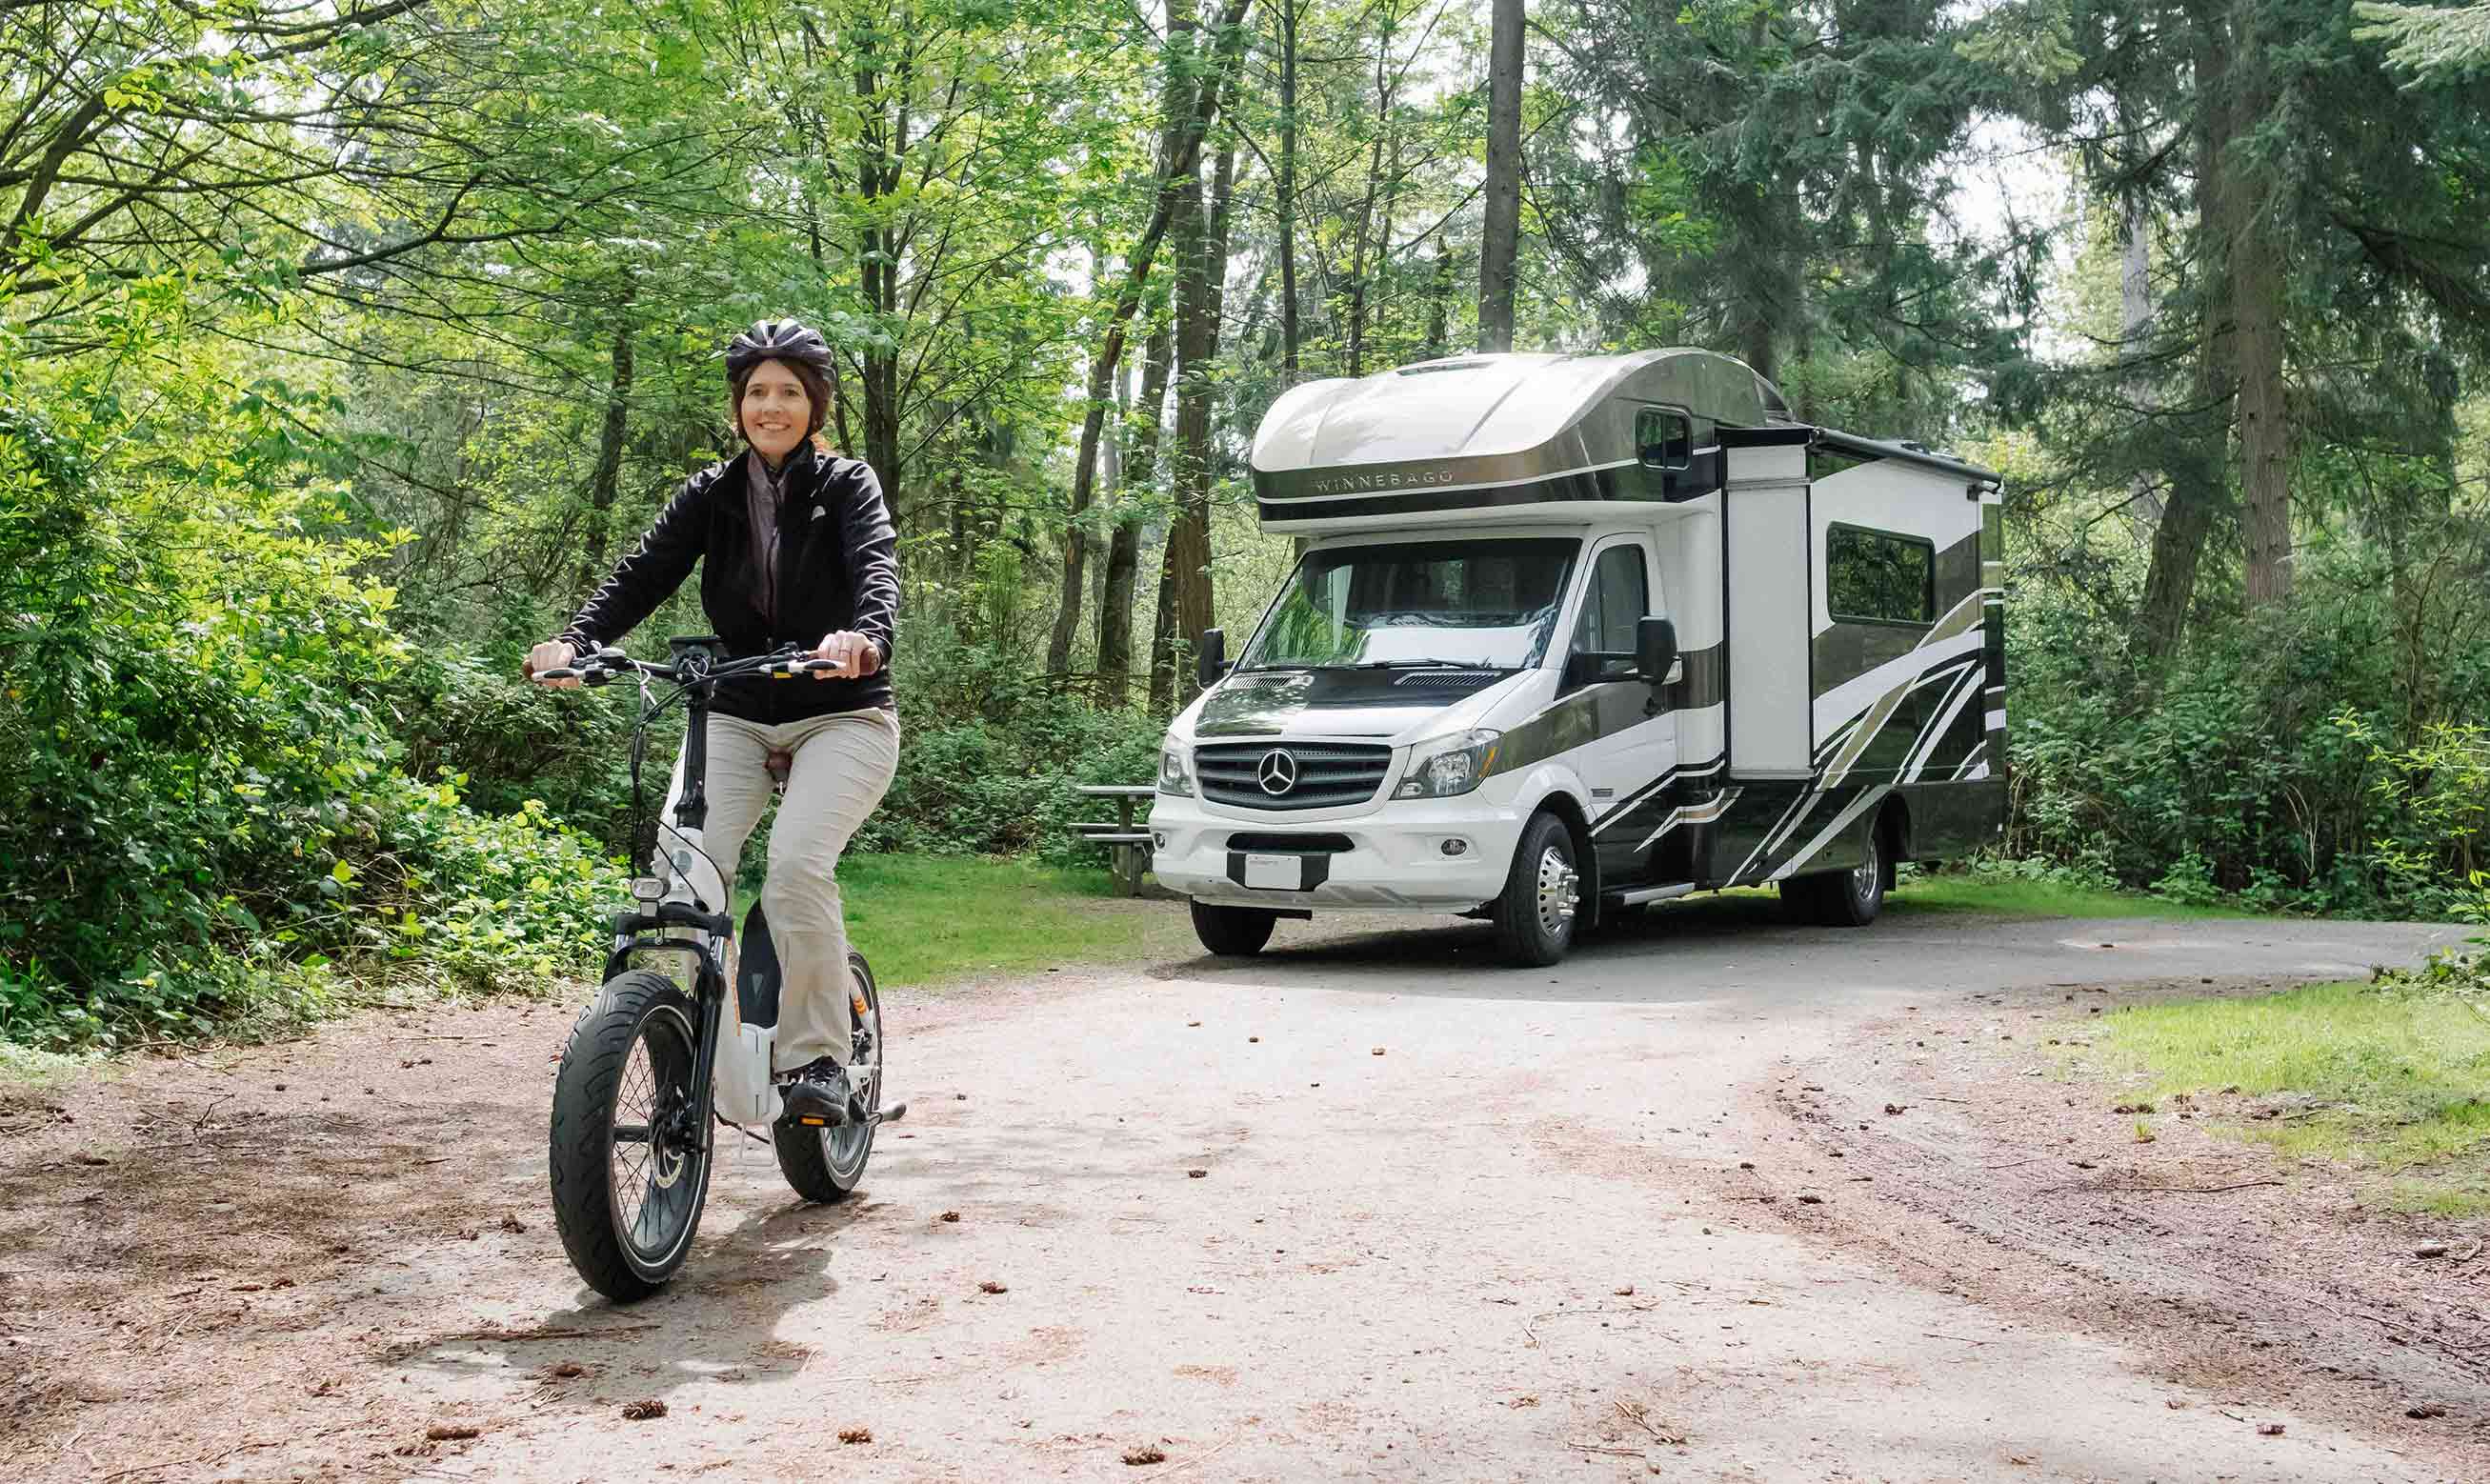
[522, 316, 903, 1133]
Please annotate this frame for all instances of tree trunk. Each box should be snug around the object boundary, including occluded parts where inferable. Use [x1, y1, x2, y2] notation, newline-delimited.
[573, 297, 635, 601]
[1424, 238, 1452, 357]
[1153, 65, 1245, 712]
[2119, 189, 2160, 537]
[2133, 31, 2239, 664]
[1346, 26, 1394, 378]
[1093, 355, 1124, 630]
[855, 37, 908, 514]
[1277, 0, 1301, 378]
[1047, 0, 1254, 677]
[2226, 0, 2291, 611]
[1099, 322, 1173, 701]
[2233, 211, 2292, 609]
[1151, 148, 1212, 708]
[2132, 428, 2220, 664]
[1163, 123, 1239, 710]
[1476, 0, 1524, 352]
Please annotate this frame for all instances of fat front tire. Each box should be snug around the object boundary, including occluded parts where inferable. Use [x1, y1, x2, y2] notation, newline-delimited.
[774, 950, 884, 1203]
[550, 969, 715, 1302]
[1190, 900, 1279, 957]
[1492, 812, 1581, 967]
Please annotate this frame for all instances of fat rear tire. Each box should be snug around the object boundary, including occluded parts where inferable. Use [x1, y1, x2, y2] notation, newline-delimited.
[550, 969, 714, 1303]
[1191, 900, 1278, 957]
[1492, 811, 1580, 967]
[774, 950, 883, 1203]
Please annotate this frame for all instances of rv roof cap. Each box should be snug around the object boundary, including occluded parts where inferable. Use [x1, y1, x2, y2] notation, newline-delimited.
[1251, 349, 1782, 478]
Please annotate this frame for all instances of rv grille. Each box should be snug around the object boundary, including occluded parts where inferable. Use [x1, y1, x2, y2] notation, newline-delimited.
[1196, 741, 1391, 812]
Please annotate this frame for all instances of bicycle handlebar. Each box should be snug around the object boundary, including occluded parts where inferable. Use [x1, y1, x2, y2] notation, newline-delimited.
[537, 643, 848, 688]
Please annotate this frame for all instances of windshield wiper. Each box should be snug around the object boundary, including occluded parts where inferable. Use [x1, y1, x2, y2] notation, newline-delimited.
[1315, 658, 1498, 671]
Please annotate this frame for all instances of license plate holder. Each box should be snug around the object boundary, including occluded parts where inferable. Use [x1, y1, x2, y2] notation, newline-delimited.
[1239, 852, 1306, 891]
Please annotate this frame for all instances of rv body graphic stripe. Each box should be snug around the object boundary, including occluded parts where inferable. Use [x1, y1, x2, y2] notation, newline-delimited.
[1724, 648, 1998, 886]
[1256, 455, 1725, 524]
[1634, 785, 1741, 852]
[1768, 784, 1895, 882]
[1484, 646, 1726, 784]
[1588, 752, 1725, 834]
[1900, 664, 1985, 784]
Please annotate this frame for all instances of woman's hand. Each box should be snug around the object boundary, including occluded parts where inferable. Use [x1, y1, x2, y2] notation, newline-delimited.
[525, 639, 580, 688]
[812, 631, 882, 679]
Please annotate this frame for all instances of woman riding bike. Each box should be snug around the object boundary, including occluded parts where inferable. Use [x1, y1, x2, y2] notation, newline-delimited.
[527, 318, 898, 1131]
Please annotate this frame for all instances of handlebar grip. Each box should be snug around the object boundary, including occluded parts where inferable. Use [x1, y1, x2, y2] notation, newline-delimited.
[537, 666, 582, 681]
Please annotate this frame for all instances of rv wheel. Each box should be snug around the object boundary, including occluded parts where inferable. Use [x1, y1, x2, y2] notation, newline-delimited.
[1492, 812, 1580, 967]
[1781, 822, 1888, 928]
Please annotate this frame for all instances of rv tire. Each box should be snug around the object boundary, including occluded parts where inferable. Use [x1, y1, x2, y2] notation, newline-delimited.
[1190, 900, 1279, 957]
[1492, 812, 1580, 967]
[1781, 821, 1889, 928]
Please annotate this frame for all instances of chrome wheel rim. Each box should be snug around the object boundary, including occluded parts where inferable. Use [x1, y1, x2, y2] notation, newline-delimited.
[1853, 833, 1881, 904]
[1535, 844, 1579, 939]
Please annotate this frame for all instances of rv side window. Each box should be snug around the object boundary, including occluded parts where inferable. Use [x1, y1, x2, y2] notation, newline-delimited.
[1637, 408, 1692, 471]
[1572, 545, 1649, 656]
[1826, 525, 1935, 626]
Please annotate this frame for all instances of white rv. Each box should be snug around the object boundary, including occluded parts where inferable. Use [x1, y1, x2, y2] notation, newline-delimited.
[1147, 350, 2004, 966]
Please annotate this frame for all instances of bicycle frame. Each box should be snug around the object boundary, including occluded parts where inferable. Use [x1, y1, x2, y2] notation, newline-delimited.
[560, 634, 829, 1152]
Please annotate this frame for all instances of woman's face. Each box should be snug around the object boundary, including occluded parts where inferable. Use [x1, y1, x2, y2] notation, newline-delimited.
[735, 358, 812, 462]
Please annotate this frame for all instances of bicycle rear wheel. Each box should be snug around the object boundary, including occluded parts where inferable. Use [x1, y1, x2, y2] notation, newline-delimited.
[773, 949, 883, 1202]
[550, 970, 715, 1301]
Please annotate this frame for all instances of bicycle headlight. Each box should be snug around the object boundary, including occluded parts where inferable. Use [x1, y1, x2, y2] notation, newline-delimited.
[1395, 728, 1503, 799]
[1157, 741, 1195, 796]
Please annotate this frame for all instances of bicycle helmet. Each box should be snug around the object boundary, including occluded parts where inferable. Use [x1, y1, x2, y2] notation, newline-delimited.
[725, 318, 833, 378]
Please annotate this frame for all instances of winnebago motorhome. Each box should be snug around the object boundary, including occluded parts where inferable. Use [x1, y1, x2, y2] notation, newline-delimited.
[1147, 350, 2005, 966]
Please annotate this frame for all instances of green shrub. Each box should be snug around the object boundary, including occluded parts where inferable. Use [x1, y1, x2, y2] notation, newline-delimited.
[2001, 557, 2490, 920]
[0, 355, 622, 1049]
[858, 697, 1167, 863]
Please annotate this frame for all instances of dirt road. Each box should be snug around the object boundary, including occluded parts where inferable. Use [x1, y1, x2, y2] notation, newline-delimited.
[4, 905, 2479, 1482]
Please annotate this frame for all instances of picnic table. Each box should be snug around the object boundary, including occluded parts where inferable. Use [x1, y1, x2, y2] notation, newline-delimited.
[1073, 784, 1157, 896]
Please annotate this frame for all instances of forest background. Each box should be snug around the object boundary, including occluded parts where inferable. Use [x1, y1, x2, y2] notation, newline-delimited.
[2, 0, 2487, 1048]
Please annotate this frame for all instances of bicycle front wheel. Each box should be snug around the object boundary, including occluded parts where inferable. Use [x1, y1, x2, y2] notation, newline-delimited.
[550, 969, 715, 1301]
[773, 949, 883, 1202]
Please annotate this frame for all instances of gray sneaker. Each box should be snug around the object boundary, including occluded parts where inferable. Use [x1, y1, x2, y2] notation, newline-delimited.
[775, 1056, 853, 1128]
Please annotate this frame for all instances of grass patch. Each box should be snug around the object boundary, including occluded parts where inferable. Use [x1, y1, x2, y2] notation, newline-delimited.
[1891, 871, 2253, 920]
[835, 853, 1188, 990]
[2071, 979, 2490, 1214]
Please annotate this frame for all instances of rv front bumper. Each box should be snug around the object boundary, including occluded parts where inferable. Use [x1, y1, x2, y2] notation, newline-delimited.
[1147, 788, 1525, 912]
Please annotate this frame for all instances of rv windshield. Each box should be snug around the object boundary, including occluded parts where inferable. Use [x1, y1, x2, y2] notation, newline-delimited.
[1238, 537, 1577, 672]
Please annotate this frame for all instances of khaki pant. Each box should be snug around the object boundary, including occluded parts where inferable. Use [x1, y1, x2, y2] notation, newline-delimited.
[653, 706, 900, 1071]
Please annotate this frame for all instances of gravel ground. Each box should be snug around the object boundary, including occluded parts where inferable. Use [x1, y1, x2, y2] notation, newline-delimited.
[1, 905, 2474, 1482]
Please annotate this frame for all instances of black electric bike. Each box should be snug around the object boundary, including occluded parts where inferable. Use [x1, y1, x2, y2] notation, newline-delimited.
[540, 636, 904, 1301]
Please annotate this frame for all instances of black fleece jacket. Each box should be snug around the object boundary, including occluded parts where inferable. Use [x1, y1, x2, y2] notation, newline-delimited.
[561, 449, 898, 722]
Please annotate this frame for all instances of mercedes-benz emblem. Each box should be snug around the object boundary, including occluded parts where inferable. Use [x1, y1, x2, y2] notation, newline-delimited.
[1256, 749, 1298, 795]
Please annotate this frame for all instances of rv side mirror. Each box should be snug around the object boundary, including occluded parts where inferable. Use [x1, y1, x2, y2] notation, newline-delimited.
[1195, 629, 1227, 688]
[1636, 616, 1679, 686]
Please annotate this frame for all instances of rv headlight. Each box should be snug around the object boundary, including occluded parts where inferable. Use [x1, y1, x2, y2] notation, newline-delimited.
[1395, 728, 1502, 800]
[1157, 742, 1195, 796]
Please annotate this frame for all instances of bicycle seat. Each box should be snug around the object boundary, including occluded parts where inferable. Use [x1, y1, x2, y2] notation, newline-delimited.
[765, 747, 793, 788]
